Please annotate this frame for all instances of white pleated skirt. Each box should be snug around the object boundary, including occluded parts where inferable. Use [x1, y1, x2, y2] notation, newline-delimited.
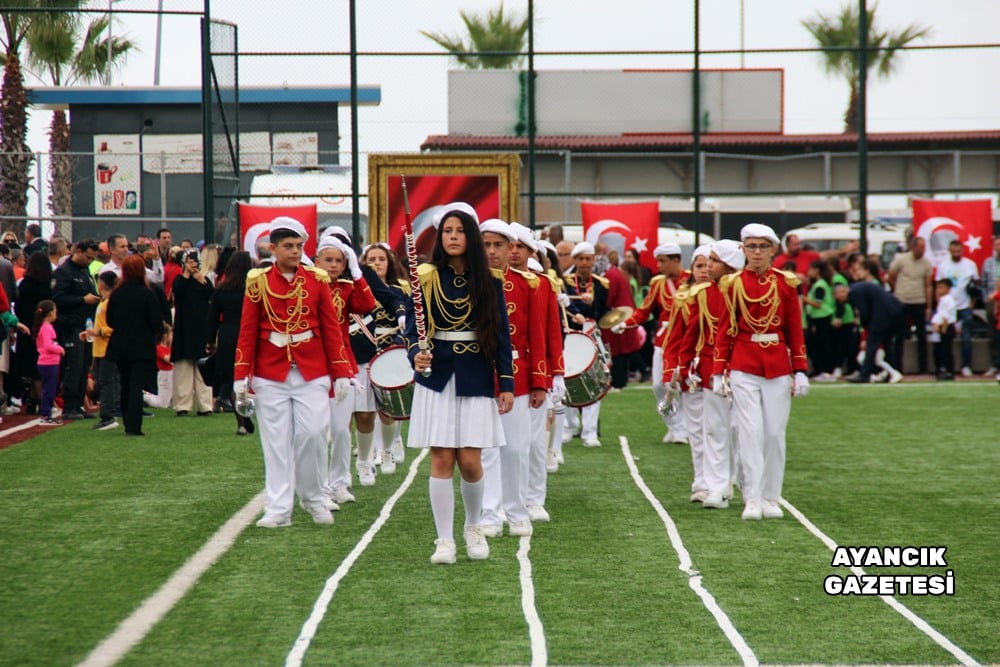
[352, 362, 377, 412]
[407, 376, 506, 449]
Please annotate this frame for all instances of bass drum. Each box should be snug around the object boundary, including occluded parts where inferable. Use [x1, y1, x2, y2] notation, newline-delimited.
[367, 345, 414, 420]
[562, 331, 611, 407]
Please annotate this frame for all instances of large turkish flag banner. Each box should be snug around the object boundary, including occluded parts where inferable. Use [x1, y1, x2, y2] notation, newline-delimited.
[238, 203, 318, 262]
[912, 199, 993, 270]
[580, 200, 660, 272]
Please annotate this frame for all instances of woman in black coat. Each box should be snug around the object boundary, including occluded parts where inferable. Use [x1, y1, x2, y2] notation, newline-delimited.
[206, 251, 252, 434]
[106, 255, 164, 436]
[170, 249, 214, 415]
[13, 252, 52, 412]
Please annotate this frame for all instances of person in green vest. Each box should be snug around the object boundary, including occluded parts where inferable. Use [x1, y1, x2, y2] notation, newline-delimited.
[805, 259, 836, 381]
[828, 257, 858, 377]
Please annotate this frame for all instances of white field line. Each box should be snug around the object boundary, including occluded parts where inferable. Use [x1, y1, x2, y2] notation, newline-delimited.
[619, 436, 759, 667]
[780, 498, 981, 667]
[0, 418, 48, 439]
[516, 535, 548, 667]
[285, 448, 428, 667]
[77, 491, 267, 667]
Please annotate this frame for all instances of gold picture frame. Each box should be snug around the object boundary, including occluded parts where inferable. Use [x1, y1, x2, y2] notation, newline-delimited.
[367, 153, 520, 246]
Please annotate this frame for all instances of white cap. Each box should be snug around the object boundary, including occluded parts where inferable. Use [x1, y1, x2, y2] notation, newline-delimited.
[317, 235, 350, 256]
[527, 257, 544, 272]
[320, 225, 350, 244]
[692, 244, 712, 260]
[711, 239, 746, 270]
[432, 202, 479, 228]
[538, 239, 557, 255]
[654, 242, 682, 258]
[268, 216, 309, 242]
[479, 218, 516, 242]
[508, 222, 537, 251]
[740, 223, 780, 247]
[571, 241, 596, 257]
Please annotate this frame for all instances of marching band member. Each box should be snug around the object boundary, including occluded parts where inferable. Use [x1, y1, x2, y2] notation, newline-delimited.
[314, 236, 377, 505]
[510, 223, 565, 523]
[479, 219, 547, 537]
[611, 242, 689, 443]
[665, 246, 713, 501]
[405, 204, 514, 564]
[564, 241, 610, 448]
[678, 240, 745, 508]
[538, 240, 572, 467]
[361, 243, 409, 473]
[712, 224, 809, 521]
[235, 217, 354, 528]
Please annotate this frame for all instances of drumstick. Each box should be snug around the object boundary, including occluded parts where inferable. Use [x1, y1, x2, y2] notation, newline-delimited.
[400, 176, 432, 377]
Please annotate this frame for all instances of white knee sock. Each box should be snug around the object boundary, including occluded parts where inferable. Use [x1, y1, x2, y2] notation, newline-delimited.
[356, 429, 375, 464]
[379, 421, 397, 456]
[429, 476, 454, 540]
[460, 477, 484, 528]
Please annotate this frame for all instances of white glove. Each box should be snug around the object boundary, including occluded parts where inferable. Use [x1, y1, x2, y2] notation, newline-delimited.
[711, 374, 726, 396]
[556, 292, 570, 308]
[397, 314, 407, 331]
[334, 377, 352, 403]
[344, 245, 362, 280]
[236, 377, 250, 401]
[610, 322, 627, 334]
[550, 375, 566, 402]
[793, 371, 810, 397]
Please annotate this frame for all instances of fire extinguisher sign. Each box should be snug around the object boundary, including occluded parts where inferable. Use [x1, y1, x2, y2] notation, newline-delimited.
[93, 134, 141, 216]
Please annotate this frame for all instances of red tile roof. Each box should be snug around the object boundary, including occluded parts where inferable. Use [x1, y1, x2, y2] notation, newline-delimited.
[421, 130, 1000, 152]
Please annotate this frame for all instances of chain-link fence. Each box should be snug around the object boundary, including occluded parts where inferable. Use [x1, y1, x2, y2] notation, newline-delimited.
[3, 0, 1000, 246]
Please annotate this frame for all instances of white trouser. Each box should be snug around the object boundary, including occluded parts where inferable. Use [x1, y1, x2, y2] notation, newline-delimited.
[482, 394, 531, 525]
[580, 401, 600, 441]
[652, 347, 687, 438]
[683, 390, 706, 492]
[702, 389, 734, 495]
[252, 369, 332, 518]
[550, 399, 565, 455]
[729, 370, 791, 504]
[525, 396, 549, 507]
[172, 359, 213, 412]
[326, 389, 356, 493]
[143, 370, 174, 408]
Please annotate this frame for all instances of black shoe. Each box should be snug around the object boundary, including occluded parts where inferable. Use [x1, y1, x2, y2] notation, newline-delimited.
[196, 410, 213, 416]
[124, 431, 146, 437]
[142, 411, 154, 417]
[62, 411, 85, 421]
[82, 412, 96, 419]
[243, 417, 255, 434]
[93, 418, 119, 431]
[845, 374, 868, 383]
[176, 410, 189, 417]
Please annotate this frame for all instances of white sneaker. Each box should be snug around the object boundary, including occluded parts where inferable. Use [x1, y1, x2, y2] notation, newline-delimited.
[381, 450, 397, 475]
[662, 431, 672, 443]
[762, 499, 784, 519]
[961, 366, 973, 377]
[392, 437, 405, 463]
[430, 538, 457, 564]
[508, 520, 533, 536]
[546, 450, 559, 473]
[555, 450, 564, 464]
[323, 496, 341, 512]
[464, 526, 490, 560]
[357, 462, 376, 487]
[332, 487, 356, 504]
[983, 366, 998, 377]
[690, 489, 709, 503]
[480, 523, 503, 538]
[256, 514, 291, 528]
[561, 430, 573, 444]
[527, 505, 550, 522]
[373, 451, 382, 466]
[888, 369, 903, 384]
[702, 492, 729, 509]
[832, 367, 843, 379]
[299, 499, 335, 525]
[583, 438, 602, 448]
[741, 500, 763, 521]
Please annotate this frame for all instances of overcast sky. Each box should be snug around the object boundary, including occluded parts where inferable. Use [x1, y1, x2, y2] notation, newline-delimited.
[23, 0, 1000, 220]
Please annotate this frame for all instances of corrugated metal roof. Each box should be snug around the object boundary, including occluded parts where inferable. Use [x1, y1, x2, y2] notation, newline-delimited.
[421, 130, 1000, 152]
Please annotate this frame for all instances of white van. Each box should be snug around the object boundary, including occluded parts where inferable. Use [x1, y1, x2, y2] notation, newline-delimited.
[554, 223, 715, 265]
[782, 221, 907, 267]
[249, 166, 368, 238]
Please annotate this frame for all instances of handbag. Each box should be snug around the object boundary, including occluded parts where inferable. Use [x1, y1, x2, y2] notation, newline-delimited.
[197, 353, 217, 385]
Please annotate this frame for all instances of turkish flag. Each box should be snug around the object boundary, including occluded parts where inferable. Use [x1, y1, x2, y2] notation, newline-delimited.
[238, 203, 318, 262]
[580, 200, 660, 272]
[912, 199, 993, 270]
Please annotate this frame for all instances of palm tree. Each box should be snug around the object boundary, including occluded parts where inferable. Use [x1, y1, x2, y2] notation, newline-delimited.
[421, 2, 528, 70]
[802, 3, 930, 134]
[26, 10, 134, 221]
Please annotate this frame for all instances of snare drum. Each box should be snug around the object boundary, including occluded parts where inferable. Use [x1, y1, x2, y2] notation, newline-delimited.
[367, 345, 414, 420]
[562, 331, 611, 407]
[582, 318, 610, 364]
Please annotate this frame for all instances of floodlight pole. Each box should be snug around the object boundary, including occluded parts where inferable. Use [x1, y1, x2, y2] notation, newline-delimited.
[527, 0, 536, 229]
[692, 0, 702, 246]
[349, 0, 361, 244]
[858, 0, 869, 254]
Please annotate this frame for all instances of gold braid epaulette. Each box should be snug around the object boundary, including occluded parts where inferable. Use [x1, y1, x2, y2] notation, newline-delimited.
[544, 269, 564, 292]
[592, 274, 609, 289]
[774, 267, 801, 288]
[694, 285, 719, 356]
[510, 266, 539, 288]
[303, 264, 332, 284]
[245, 266, 272, 303]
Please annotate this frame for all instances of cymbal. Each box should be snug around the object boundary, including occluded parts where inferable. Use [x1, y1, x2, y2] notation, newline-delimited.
[598, 306, 633, 329]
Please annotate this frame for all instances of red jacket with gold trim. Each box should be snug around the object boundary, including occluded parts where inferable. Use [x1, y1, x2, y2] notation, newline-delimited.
[503, 266, 548, 396]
